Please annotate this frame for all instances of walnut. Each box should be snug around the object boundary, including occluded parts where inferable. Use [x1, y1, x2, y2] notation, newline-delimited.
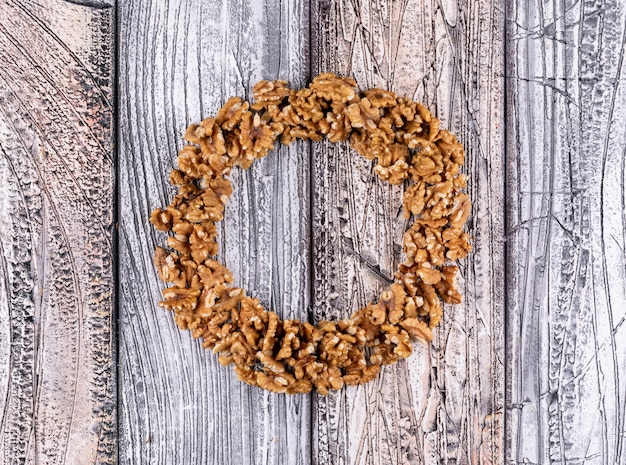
[376, 142, 408, 168]
[416, 263, 441, 285]
[319, 111, 352, 143]
[376, 283, 406, 324]
[403, 182, 425, 218]
[150, 208, 173, 231]
[159, 286, 201, 312]
[448, 193, 471, 228]
[192, 291, 218, 321]
[402, 223, 424, 263]
[208, 176, 233, 199]
[287, 379, 314, 395]
[404, 295, 425, 318]
[179, 187, 225, 223]
[176, 145, 211, 179]
[403, 179, 467, 225]
[403, 232, 454, 281]
[216, 97, 249, 130]
[211, 326, 243, 353]
[386, 327, 412, 359]
[256, 371, 293, 393]
[260, 312, 280, 353]
[281, 122, 324, 144]
[434, 265, 462, 304]
[197, 259, 233, 289]
[213, 286, 246, 313]
[374, 158, 409, 185]
[180, 257, 200, 290]
[289, 88, 325, 123]
[350, 306, 383, 342]
[369, 329, 412, 365]
[343, 364, 380, 386]
[387, 97, 417, 127]
[409, 143, 444, 180]
[420, 225, 445, 266]
[154, 246, 184, 285]
[218, 334, 255, 367]
[319, 332, 352, 366]
[234, 364, 259, 387]
[415, 281, 443, 328]
[238, 111, 277, 162]
[400, 318, 433, 342]
[169, 169, 194, 186]
[151, 74, 472, 394]
[309, 72, 358, 103]
[399, 123, 428, 149]
[416, 103, 440, 142]
[312, 365, 344, 396]
[346, 97, 381, 130]
[291, 354, 323, 380]
[274, 104, 301, 127]
[257, 351, 285, 374]
[185, 119, 228, 166]
[166, 234, 190, 257]
[276, 320, 300, 360]
[349, 130, 374, 160]
[370, 303, 386, 325]
[436, 129, 465, 166]
[364, 89, 397, 108]
[253, 79, 291, 105]
[349, 126, 395, 162]
[442, 227, 472, 260]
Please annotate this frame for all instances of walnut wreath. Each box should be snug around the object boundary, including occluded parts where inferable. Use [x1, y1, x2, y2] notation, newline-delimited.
[150, 73, 472, 394]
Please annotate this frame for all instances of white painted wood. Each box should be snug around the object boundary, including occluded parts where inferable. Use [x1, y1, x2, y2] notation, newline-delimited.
[6, 0, 625, 464]
[0, 1, 116, 463]
[117, 1, 312, 464]
[310, 1, 505, 464]
[506, 1, 626, 464]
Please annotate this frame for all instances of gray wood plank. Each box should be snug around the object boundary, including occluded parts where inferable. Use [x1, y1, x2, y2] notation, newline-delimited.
[117, 1, 312, 464]
[506, 1, 626, 464]
[310, 1, 505, 464]
[0, 1, 116, 464]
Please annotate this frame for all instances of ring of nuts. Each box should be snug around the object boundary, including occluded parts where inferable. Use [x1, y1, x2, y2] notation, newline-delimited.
[150, 73, 472, 395]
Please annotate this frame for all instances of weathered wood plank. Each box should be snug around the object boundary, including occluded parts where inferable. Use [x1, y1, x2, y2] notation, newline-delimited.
[0, 1, 116, 464]
[117, 1, 312, 464]
[310, 1, 505, 463]
[506, 1, 626, 464]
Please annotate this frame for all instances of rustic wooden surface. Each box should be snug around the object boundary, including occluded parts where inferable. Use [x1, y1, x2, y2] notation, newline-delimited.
[506, 1, 626, 464]
[1, 0, 626, 464]
[0, 0, 116, 464]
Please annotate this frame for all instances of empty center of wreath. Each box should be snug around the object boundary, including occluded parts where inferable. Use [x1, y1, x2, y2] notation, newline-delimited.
[222, 140, 406, 319]
[150, 73, 472, 394]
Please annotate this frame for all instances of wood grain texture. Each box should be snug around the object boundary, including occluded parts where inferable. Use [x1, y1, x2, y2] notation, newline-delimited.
[506, 1, 626, 464]
[117, 1, 312, 464]
[310, 1, 505, 464]
[0, 0, 116, 464]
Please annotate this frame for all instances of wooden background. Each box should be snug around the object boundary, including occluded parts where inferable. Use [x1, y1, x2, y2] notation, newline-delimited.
[0, 0, 624, 464]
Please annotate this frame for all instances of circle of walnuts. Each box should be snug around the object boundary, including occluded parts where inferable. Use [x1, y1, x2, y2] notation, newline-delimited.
[150, 73, 472, 395]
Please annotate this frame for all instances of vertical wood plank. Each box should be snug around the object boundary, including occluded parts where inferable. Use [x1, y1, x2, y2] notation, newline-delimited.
[117, 1, 312, 464]
[0, 1, 116, 464]
[310, 1, 505, 463]
[506, 1, 626, 464]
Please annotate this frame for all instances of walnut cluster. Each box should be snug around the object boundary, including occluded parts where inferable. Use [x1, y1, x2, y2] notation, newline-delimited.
[150, 73, 472, 394]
